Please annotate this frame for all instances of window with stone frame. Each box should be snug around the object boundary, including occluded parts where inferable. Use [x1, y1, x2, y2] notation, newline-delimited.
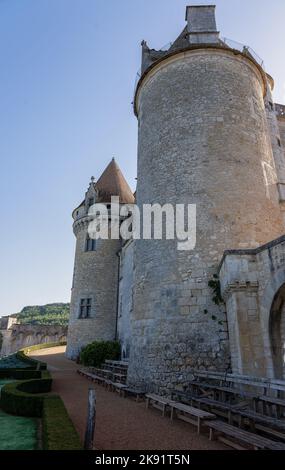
[88, 197, 94, 208]
[79, 298, 92, 319]
[85, 234, 96, 252]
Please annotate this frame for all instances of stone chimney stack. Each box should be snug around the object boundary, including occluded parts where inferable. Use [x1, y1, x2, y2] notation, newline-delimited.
[185, 5, 220, 44]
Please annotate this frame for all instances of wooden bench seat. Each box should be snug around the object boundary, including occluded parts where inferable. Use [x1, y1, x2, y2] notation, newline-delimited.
[192, 396, 246, 414]
[258, 395, 285, 406]
[113, 372, 127, 383]
[189, 381, 258, 401]
[78, 369, 110, 385]
[145, 394, 172, 417]
[204, 420, 285, 450]
[232, 408, 285, 436]
[169, 402, 216, 434]
[122, 387, 145, 401]
[110, 382, 128, 392]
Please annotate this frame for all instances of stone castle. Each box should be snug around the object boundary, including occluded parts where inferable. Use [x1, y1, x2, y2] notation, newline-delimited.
[66, 5, 285, 392]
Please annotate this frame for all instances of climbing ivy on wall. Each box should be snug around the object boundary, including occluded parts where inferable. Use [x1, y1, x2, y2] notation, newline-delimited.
[208, 274, 224, 306]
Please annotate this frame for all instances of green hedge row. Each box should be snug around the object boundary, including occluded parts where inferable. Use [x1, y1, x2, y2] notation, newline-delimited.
[0, 374, 53, 417]
[16, 351, 46, 370]
[0, 369, 42, 380]
[0, 371, 82, 449]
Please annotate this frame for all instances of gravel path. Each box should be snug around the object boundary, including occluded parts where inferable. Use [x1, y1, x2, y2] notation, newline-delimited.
[31, 346, 227, 450]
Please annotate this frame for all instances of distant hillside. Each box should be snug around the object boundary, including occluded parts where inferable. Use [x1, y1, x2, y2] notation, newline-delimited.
[9, 303, 70, 326]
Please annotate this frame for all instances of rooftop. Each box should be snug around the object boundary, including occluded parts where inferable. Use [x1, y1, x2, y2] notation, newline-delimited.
[95, 159, 135, 204]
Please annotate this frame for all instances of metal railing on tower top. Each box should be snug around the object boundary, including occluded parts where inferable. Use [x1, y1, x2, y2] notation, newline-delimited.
[133, 37, 265, 100]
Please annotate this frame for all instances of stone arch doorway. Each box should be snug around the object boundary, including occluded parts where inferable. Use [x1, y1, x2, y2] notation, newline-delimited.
[269, 283, 285, 379]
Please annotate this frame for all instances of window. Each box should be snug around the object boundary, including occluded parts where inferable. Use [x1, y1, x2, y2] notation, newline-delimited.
[85, 234, 96, 252]
[88, 197, 94, 208]
[277, 138, 281, 147]
[79, 298, 92, 319]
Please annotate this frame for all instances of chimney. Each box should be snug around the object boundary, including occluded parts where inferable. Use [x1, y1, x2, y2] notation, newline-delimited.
[185, 5, 220, 44]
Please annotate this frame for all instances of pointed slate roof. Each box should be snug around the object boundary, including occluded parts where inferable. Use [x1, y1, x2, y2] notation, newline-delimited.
[95, 158, 135, 204]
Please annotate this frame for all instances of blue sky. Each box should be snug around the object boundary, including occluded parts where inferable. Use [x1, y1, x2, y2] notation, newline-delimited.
[0, 0, 284, 315]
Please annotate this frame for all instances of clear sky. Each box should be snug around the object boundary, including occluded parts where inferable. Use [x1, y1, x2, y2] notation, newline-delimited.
[0, 0, 284, 316]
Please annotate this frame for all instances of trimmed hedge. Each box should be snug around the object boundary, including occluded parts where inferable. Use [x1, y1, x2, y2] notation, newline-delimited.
[0, 374, 52, 417]
[42, 397, 82, 450]
[0, 344, 82, 449]
[80, 340, 121, 367]
[0, 371, 82, 449]
[0, 369, 42, 380]
[16, 351, 47, 370]
[0, 353, 34, 370]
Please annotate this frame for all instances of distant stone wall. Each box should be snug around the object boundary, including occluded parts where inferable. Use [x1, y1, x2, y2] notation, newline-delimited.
[0, 320, 67, 356]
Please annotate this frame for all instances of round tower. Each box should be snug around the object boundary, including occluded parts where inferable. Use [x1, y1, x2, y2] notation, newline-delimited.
[128, 6, 285, 392]
[66, 159, 135, 360]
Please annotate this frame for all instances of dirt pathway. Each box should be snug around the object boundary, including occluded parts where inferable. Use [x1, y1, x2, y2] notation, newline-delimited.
[31, 347, 226, 450]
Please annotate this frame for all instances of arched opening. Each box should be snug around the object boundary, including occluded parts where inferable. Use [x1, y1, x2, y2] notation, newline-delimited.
[269, 283, 285, 379]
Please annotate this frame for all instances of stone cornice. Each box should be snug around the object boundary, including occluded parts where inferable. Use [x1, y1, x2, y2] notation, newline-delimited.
[218, 234, 285, 273]
[222, 280, 259, 300]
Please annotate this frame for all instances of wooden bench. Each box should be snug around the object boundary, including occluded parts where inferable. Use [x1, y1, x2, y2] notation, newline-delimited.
[169, 402, 216, 434]
[191, 396, 248, 423]
[77, 369, 108, 386]
[193, 370, 285, 398]
[189, 380, 258, 403]
[254, 395, 285, 418]
[109, 382, 128, 393]
[193, 395, 285, 440]
[204, 420, 285, 450]
[122, 387, 145, 402]
[113, 372, 127, 384]
[145, 394, 172, 417]
[230, 408, 285, 440]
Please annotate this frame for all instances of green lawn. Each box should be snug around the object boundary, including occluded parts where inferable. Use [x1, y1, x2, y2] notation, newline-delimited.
[0, 380, 39, 450]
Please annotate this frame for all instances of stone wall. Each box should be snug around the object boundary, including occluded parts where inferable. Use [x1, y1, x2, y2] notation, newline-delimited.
[219, 235, 285, 379]
[0, 321, 67, 356]
[277, 115, 285, 154]
[117, 240, 134, 359]
[265, 87, 285, 207]
[129, 46, 284, 393]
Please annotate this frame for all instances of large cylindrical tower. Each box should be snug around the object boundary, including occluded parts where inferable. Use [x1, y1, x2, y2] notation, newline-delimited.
[66, 159, 135, 360]
[128, 6, 285, 392]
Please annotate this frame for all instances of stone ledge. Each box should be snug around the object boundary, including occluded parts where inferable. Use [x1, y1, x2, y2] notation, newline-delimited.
[219, 233, 285, 272]
[223, 280, 259, 299]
